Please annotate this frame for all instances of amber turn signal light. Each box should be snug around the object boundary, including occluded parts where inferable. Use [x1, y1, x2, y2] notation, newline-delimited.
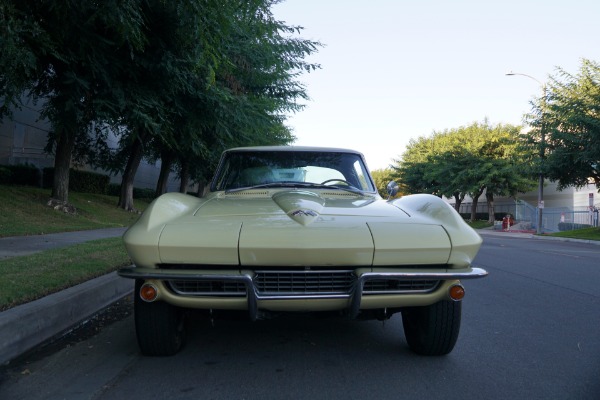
[448, 284, 465, 301]
[140, 283, 158, 302]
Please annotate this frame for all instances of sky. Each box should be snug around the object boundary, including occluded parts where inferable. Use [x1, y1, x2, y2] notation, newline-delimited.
[272, 0, 600, 170]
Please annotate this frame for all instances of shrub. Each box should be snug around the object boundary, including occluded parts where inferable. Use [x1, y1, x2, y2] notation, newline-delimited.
[1, 163, 40, 186]
[133, 187, 156, 200]
[459, 212, 509, 221]
[558, 222, 592, 231]
[43, 168, 110, 194]
[70, 169, 110, 194]
[107, 183, 156, 200]
[0, 167, 12, 184]
[107, 183, 120, 196]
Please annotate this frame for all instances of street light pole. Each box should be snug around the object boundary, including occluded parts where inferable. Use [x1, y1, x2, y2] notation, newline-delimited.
[506, 71, 546, 234]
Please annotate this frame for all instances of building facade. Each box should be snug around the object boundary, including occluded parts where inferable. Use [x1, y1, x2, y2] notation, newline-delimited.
[0, 97, 182, 192]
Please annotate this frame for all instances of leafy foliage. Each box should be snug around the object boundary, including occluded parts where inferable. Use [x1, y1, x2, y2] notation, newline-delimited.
[526, 59, 600, 192]
[0, 0, 321, 209]
[392, 120, 537, 221]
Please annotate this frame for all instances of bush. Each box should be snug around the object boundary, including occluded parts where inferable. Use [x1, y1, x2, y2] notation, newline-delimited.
[133, 187, 156, 200]
[70, 169, 110, 194]
[459, 212, 509, 221]
[0, 163, 40, 186]
[0, 167, 12, 184]
[107, 183, 120, 196]
[107, 183, 156, 200]
[558, 222, 592, 231]
[42, 169, 158, 199]
[43, 168, 110, 194]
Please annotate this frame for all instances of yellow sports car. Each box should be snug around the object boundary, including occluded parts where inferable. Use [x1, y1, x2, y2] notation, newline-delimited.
[119, 146, 486, 356]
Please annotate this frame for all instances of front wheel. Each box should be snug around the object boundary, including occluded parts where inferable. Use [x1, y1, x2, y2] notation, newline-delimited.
[134, 280, 186, 356]
[401, 300, 461, 356]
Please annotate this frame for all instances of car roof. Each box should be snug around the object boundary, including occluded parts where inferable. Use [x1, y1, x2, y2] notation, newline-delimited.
[224, 146, 364, 155]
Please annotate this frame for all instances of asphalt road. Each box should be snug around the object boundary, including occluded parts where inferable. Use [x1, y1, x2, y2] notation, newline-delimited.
[1, 234, 599, 400]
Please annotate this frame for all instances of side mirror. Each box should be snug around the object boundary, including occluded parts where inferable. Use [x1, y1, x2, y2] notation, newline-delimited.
[386, 181, 399, 199]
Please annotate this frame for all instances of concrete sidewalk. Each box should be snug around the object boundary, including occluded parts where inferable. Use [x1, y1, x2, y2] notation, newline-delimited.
[0, 227, 128, 259]
[0, 227, 133, 365]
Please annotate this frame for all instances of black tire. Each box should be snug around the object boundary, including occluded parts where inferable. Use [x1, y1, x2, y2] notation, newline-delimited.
[134, 280, 186, 356]
[401, 300, 461, 356]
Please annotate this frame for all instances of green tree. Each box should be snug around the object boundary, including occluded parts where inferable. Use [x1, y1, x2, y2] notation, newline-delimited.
[393, 121, 535, 222]
[101, 0, 318, 208]
[392, 133, 444, 196]
[1, 0, 319, 210]
[371, 168, 403, 198]
[1, 0, 146, 204]
[526, 58, 600, 192]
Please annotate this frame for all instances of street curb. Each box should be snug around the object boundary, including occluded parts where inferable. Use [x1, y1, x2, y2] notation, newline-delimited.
[531, 235, 600, 246]
[0, 271, 133, 366]
[477, 229, 600, 245]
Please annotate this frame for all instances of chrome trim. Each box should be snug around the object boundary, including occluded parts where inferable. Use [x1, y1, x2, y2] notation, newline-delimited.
[119, 268, 259, 321]
[348, 268, 488, 318]
[253, 269, 355, 297]
[362, 279, 440, 295]
[167, 280, 247, 297]
[118, 266, 488, 321]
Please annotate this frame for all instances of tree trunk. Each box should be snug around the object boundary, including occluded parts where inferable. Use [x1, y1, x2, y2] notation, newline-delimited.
[453, 192, 465, 213]
[470, 187, 485, 221]
[118, 133, 145, 211]
[197, 180, 208, 197]
[179, 160, 190, 194]
[486, 192, 495, 224]
[155, 151, 174, 197]
[470, 196, 479, 221]
[51, 128, 76, 203]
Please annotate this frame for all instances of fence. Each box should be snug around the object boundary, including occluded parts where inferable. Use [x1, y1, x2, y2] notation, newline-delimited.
[455, 200, 599, 232]
[543, 208, 599, 232]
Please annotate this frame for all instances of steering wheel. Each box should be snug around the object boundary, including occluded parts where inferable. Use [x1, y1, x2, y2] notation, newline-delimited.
[320, 179, 353, 186]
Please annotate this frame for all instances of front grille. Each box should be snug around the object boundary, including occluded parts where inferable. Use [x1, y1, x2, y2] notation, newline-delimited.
[168, 280, 247, 296]
[164, 270, 441, 298]
[254, 270, 355, 296]
[363, 279, 440, 294]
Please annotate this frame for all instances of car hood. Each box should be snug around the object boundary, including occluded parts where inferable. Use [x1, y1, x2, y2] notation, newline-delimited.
[155, 190, 453, 267]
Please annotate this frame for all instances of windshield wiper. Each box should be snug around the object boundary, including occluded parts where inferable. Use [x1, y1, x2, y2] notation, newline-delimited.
[302, 182, 365, 195]
[225, 182, 291, 193]
[225, 181, 365, 195]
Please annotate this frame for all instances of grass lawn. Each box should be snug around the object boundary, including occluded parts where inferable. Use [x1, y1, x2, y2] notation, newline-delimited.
[467, 220, 493, 230]
[0, 185, 153, 310]
[547, 227, 600, 241]
[0, 185, 150, 237]
[0, 237, 131, 311]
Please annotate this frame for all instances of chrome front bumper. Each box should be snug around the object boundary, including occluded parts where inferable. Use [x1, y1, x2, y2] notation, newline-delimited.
[118, 266, 488, 320]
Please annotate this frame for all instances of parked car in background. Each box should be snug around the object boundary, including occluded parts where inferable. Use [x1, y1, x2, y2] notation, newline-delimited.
[119, 146, 487, 356]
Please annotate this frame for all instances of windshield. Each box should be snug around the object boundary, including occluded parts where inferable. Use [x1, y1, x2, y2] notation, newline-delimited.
[211, 150, 376, 193]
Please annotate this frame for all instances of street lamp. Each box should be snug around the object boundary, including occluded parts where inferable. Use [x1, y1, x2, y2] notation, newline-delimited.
[505, 71, 547, 234]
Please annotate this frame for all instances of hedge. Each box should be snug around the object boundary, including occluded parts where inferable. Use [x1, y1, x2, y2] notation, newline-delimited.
[460, 212, 513, 221]
[2, 165, 158, 199]
[558, 222, 592, 231]
[0, 163, 40, 186]
[43, 168, 110, 194]
[107, 183, 156, 200]
[0, 167, 11, 184]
